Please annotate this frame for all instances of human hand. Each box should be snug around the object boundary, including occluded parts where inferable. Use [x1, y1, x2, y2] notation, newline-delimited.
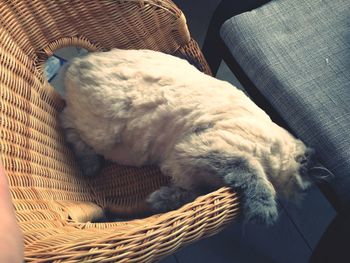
[0, 160, 24, 263]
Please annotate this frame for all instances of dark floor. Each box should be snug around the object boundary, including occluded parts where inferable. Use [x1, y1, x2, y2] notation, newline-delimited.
[47, 1, 336, 262]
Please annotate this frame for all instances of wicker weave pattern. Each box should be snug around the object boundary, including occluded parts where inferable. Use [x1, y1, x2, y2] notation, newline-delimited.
[0, 0, 239, 262]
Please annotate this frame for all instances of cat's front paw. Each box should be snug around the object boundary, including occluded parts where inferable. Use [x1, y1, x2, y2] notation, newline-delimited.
[223, 166, 279, 226]
[243, 196, 278, 226]
[78, 154, 104, 177]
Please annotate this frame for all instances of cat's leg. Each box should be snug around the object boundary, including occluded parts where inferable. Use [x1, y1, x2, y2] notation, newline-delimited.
[147, 186, 197, 213]
[159, 144, 278, 225]
[64, 128, 104, 177]
[219, 156, 278, 226]
[59, 110, 103, 177]
[185, 151, 278, 225]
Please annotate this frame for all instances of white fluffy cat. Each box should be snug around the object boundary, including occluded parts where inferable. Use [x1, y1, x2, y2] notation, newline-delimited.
[59, 49, 314, 225]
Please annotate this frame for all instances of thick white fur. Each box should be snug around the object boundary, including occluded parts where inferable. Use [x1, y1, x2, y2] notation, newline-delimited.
[60, 49, 312, 225]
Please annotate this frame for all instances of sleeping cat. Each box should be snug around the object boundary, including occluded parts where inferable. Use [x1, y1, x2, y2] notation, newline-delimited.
[59, 49, 315, 225]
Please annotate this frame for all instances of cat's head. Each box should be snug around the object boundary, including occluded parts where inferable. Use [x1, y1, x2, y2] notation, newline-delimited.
[274, 140, 316, 203]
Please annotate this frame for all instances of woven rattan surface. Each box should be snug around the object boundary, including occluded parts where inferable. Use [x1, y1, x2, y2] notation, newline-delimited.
[0, 0, 240, 262]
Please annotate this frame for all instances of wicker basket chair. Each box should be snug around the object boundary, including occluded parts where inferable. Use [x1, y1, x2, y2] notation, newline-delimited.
[0, 0, 240, 262]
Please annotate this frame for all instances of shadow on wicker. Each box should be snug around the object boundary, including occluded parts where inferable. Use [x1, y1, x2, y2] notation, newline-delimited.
[0, 0, 240, 262]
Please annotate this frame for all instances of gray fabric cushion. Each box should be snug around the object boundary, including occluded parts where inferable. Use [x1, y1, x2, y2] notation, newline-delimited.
[220, 0, 350, 205]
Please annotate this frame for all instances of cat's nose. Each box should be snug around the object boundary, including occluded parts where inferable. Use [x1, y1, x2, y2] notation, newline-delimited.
[304, 148, 315, 163]
[298, 147, 316, 176]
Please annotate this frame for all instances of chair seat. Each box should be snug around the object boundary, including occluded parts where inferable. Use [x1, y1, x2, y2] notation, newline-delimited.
[220, 0, 350, 205]
[23, 187, 237, 262]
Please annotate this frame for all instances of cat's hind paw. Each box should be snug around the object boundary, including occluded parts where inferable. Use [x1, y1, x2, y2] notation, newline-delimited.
[147, 186, 196, 213]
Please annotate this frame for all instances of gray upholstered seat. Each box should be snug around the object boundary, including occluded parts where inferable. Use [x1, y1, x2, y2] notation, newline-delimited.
[220, 0, 350, 205]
